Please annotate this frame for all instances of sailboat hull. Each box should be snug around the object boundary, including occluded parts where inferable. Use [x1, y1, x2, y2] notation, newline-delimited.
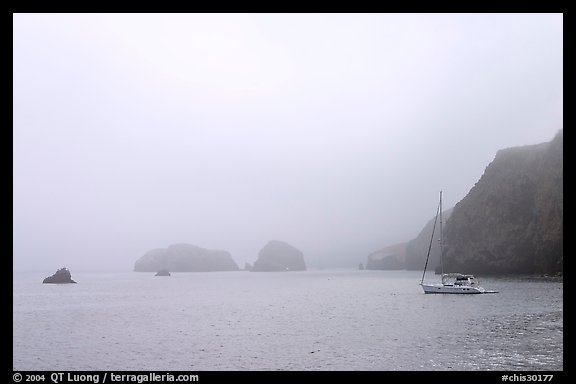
[421, 283, 485, 294]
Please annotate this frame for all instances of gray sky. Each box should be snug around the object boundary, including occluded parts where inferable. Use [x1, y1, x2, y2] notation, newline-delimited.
[13, 13, 563, 271]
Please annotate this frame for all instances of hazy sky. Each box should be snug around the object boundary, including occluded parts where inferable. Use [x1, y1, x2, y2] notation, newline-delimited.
[13, 13, 563, 271]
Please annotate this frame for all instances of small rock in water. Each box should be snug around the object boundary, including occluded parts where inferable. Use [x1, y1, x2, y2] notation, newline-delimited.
[42, 268, 77, 284]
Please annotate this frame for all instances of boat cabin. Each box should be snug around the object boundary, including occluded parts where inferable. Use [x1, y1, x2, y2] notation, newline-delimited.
[442, 273, 479, 286]
[454, 275, 475, 286]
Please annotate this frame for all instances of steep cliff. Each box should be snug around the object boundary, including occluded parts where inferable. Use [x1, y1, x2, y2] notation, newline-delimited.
[443, 130, 563, 274]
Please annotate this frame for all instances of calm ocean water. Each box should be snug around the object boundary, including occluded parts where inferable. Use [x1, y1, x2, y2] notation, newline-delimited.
[13, 270, 563, 371]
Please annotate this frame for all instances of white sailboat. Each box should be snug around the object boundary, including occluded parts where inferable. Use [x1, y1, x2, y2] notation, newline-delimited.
[420, 191, 495, 294]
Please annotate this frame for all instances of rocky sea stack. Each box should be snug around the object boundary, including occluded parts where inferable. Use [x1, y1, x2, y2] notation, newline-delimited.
[366, 242, 408, 270]
[134, 243, 239, 272]
[155, 269, 171, 276]
[43, 268, 77, 284]
[251, 240, 306, 271]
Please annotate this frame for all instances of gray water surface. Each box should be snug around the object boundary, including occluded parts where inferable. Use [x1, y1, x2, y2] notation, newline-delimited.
[13, 270, 563, 371]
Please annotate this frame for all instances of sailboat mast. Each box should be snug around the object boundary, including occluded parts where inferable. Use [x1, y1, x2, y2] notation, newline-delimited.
[439, 190, 444, 276]
[420, 193, 441, 284]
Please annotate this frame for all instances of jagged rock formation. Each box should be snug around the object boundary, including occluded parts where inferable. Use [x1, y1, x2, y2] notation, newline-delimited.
[404, 208, 453, 271]
[443, 130, 563, 274]
[134, 244, 239, 272]
[155, 269, 171, 276]
[43, 268, 77, 284]
[366, 242, 407, 270]
[251, 240, 306, 271]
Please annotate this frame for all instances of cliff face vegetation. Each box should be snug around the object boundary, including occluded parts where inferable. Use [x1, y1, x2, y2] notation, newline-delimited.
[443, 130, 563, 275]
